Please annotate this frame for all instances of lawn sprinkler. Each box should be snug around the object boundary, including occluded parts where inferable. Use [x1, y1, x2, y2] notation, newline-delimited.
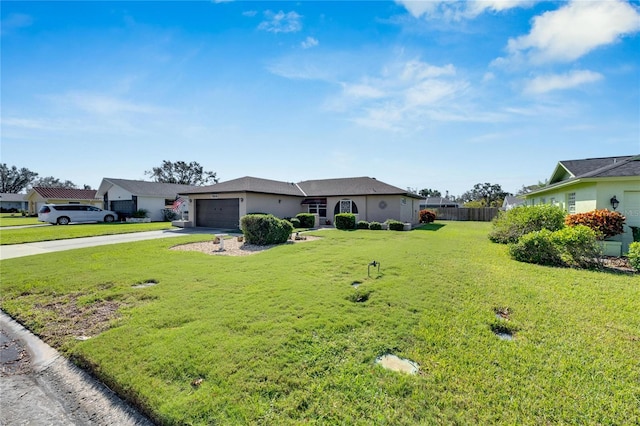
[368, 260, 380, 277]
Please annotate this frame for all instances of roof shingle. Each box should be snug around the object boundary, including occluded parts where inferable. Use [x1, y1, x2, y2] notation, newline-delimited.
[32, 187, 98, 200]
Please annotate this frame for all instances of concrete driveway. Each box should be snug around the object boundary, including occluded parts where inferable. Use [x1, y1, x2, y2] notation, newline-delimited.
[0, 228, 228, 260]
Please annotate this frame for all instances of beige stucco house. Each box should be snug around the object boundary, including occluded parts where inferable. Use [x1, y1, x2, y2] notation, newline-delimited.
[26, 187, 101, 215]
[522, 155, 640, 254]
[180, 176, 422, 229]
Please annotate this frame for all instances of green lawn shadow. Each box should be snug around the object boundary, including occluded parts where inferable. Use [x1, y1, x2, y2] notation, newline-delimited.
[415, 223, 446, 231]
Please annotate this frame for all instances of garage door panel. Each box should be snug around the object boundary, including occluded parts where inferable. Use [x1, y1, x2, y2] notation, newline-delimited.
[196, 199, 240, 228]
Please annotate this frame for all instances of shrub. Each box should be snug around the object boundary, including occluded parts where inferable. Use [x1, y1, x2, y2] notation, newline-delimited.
[296, 213, 316, 228]
[132, 209, 149, 218]
[489, 205, 566, 244]
[369, 221, 382, 230]
[631, 226, 640, 242]
[162, 209, 179, 221]
[509, 229, 563, 266]
[357, 220, 370, 229]
[628, 242, 640, 271]
[240, 214, 293, 245]
[419, 209, 436, 223]
[335, 213, 356, 230]
[565, 209, 626, 239]
[386, 219, 405, 231]
[550, 225, 600, 269]
[288, 217, 301, 228]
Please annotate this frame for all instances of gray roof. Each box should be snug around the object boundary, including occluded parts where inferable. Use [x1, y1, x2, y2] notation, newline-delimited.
[299, 177, 420, 198]
[99, 178, 199, 198]
[182, 176, 303, 196]
[530, 155, 640, 195]
[420, 197, 459, 206]
[554, 155, 638, 180]
[181, 176, 421, 198]
[0, 193, 27, 202]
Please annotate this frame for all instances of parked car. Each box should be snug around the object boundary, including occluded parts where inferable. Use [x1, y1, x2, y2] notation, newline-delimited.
[38, 204, 117, 225]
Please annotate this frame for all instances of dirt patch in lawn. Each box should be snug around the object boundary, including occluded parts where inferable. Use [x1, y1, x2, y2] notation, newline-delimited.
[32, 295, 123, 347]
[170, 235, 321, 256]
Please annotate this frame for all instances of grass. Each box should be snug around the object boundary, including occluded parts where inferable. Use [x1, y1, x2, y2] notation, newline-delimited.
[0, 222, 175, 245]
[0, 213, 41, 227]
[1, 221, 638, 424]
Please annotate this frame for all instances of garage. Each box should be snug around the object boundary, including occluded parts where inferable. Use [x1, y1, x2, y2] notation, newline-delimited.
[196, 199, 240, 228]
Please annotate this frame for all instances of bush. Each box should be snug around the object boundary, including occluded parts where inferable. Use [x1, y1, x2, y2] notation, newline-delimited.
[132, 209, 149, 218]
[335, 213, 356, 230]
[509, 226, 600, 269]
[369, 221, 382, 230]
[288, 217, 301, 228]
[565, 209, 625, 239]
[162, 209, 179, 221]
[419, 209, 436, 223]
[550, 225, 600, 269]
[631, 226, 640, 242]
[509, 229, 563, 266]
[489, 205, 566, 244]
[240, 214, 293, 245]
[296, 213, 316, 228]
[357, 220, 370, 229]
[386, 219, 405, 231]
[628, 242, 640, 271]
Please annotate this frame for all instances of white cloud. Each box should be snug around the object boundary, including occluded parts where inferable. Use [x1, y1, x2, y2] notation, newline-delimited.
[1, 13, 33, 35]
[506, 0, 640, 64]
[395, 0, 535, 20]
[523, 70, 603, 94]
[258, 10, 302, 33]
[301, 36, 318, 49]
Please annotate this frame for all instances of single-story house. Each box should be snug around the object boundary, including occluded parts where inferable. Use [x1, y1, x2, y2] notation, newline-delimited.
[26, 187, 100, 215]
[0, 193, 28, 213]
[419, 197, 460, 209]
[180, 176, 423, 229]
[97, 178, 199, 221]
[521, 155, 640, 254]
[502, 196, 525, 211]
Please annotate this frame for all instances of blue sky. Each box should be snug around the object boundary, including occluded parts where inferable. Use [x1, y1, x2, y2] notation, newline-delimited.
[2, 1, 639, 196]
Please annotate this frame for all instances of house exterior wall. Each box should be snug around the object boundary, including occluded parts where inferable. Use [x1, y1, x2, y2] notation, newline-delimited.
[245, 193, 301, 218]
[137, 197, 171, 222]
[105, 185, 134, 202]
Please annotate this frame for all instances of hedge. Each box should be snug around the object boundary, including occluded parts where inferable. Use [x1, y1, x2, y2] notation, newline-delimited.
[296, 213, 316, 228]
[335, 213, 356, 230]
[240, 214, 293, 245]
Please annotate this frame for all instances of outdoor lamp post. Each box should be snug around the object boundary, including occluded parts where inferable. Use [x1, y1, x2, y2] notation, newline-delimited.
[610, 195, 619, 211]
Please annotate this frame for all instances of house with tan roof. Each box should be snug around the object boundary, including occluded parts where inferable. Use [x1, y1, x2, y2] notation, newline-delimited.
[26, 187, 100, 215]
[522, 155, 640, 254]
[180, 176, 423, 229]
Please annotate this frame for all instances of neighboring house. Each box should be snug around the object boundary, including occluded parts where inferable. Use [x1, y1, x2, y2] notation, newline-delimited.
[0, 193, 28, 212]
[180, 176, 423, 229]
[419, 197, 460, 209]
[26, 187, 100, 215]
[502, 196, 525, 211]
[97, 178, 199, 221]
[522, 155, 640, 253]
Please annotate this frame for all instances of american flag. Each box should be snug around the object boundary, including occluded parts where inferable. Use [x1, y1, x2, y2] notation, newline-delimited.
[172, 197, 186, 212]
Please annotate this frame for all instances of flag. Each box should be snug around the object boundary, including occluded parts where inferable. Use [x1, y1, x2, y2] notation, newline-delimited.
[172, 197, 185, 212]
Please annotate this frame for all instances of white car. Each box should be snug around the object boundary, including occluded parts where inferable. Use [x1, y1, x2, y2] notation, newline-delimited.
[38, 204, 117, 225]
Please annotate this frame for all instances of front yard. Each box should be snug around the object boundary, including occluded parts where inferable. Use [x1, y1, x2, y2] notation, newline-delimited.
[1, 221, 638, 424]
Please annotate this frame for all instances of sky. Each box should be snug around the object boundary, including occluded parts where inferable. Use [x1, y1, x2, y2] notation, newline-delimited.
[2, 0, 639, 197]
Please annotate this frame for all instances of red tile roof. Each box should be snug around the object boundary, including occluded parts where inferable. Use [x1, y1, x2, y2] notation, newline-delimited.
[32, 187, 98, 200]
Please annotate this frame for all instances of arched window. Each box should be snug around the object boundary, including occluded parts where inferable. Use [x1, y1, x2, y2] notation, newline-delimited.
[334, 199, 358, 215]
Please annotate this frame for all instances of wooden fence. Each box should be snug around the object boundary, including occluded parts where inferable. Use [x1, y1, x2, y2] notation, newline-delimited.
[433, 207, 499, 222]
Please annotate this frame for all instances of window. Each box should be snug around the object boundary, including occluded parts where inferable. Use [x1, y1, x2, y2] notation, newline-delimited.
[567, 193, 576, 214]
[334, 200, 358, 215]
[308, 203, 327, 217]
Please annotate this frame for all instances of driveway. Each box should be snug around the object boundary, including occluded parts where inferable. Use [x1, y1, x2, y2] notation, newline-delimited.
[0, 228, 231, 260]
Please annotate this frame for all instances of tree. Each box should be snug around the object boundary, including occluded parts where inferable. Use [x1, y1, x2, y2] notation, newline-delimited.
[459, 182, 511, 208]
[0, 164, 38, 193]
[32, 176, 78, 188]
[419, 188, 442, 198]
[145, 160, 218, 186]
[516, 179, 548, 195]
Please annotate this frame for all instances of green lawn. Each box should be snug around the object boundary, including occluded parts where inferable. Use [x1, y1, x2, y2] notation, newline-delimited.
[0, 213, 40, 227]
[1, 222, 638, 425]
[0, 222, 175, 245]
